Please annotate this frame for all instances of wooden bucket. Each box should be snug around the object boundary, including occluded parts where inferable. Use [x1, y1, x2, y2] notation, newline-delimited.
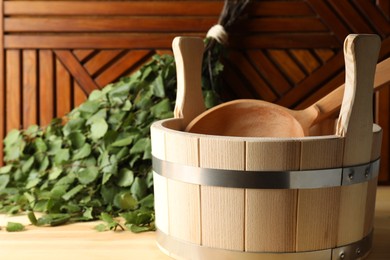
[152, 119, 381, 260]
[151, 35, 382, 259]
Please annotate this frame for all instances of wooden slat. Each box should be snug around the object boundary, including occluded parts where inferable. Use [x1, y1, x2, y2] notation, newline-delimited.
[246, 139, 301, 171]
[238, 18, 327, 32]
[4, 34, 190, 49]
[268, 50, 306, 85]
[375, 87, 390, 182]
[22, 50, 37, 128]
[277, 52, 344, 108]
[296, 137, 343, 251]
[165, 131, 200, 244]
[337, 183, 368, 246]
[306, 0, 349, 42]
[246, 189, 297, 252]
[55, 58, 71, 118]
[201, 185, 245, 251]
[6, 50, 21, 132]
[328, 0, 374, 33]
[355, 0, 390, 37]
[245, 139, 299, 251]
[199, 137, 245, 251]
[95, 50, 152, 88]
[364, 178, 378, 236]
[314, 49, 336, 63]
[228, 51, 277, 101]
[150, 122, 168, 235]
[4, 17, 216, 32]
[73, 49, 95, 62]
[73, 81, 87, 108]
[246, 50, 291, 96]
[300, 137, 344, 170]
[376, 0, 390, 19]
[83, 50, 123, 76]
[222, 63, 255, 99]
[3, 1, 223, 16]
[290, 50, 321, 74]
[296, 187, 340, 251]
[55, 50, 100, 94]
[39, 50, 54, 126]
[251, 1, 314, 16]
[0, 0, 4, 163]
[153, 172, 169, 235]
[230, 34, 340, 49]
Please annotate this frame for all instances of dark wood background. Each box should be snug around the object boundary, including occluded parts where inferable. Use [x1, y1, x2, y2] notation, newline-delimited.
[0, 0, 389, 183]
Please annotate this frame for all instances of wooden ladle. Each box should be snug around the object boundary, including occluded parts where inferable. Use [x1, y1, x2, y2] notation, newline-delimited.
[183, 35, 382, 137]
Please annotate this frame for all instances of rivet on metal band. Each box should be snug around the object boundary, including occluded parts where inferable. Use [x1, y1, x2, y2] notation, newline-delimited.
[156, 229, 373, 260]
[152, 156, 380, 189]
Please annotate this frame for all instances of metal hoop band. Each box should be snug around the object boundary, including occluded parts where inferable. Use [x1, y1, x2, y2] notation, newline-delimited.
[152, 157, 380, 189]
[156, 229, 373, 260]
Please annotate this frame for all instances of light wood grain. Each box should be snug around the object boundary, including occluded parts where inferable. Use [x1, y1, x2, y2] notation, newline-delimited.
[173, 37, 205, 128]
[245, 189, 297, 252]
[246, 139, 301, 170]
[199, 137, 245, 250]
[299, 136, 344, 170]
[201, 185, 245, 251]
[336, 34, 381, 246]
[153, 172, 169, 235]
[245, 138, 299, 252]
[296, 187, 341, 251]
[296, 136, 344, 251]
[337, 182, 369, 246]
[0, 187, 389, 260]
[165, 130, 201, 244]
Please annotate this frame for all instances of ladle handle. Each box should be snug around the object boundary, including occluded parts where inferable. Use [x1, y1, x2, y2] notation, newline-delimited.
[336, 34, 381, 166]
[172, 37, 206, 127]
[304, 56, 390, 126]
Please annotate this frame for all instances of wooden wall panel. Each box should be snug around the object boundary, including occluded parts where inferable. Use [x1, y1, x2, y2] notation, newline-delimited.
[0, 0, 389, 182]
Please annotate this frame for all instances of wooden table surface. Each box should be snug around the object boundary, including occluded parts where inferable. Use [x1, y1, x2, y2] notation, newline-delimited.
[0, 187, 389, 260]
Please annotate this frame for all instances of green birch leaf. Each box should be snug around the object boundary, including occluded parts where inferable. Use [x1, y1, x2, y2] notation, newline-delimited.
[78, 100, 100, 114]
[72, 143, 91, 160]
[25, 178, 40, 189]
[130, 177, 148, 200]
[0, 165, 12, 174]
[49, 167, 63, 180]
[3, 129, 20, 146]
[34, 137, 47, 152]
[102, 172, 112, 185]
[150, 98, 171, 118]
[116, 168, 134, 187]
[22, 157, 35, 173]
[94, 223, 108, 232]
[54, 149, 70, 165]
[62, 185, 84, 201]
[90, 118, 108, 140]
[77, 167, 99, 185]
[114, 192, 138, 210]
[38, 156, 49, 173]
[130, 138, 150, 155]
[68, 132, 86, 149]
[151, 74, 165, 97]
[6, 222, 25, 232]
[111, 135, 134, 147]
[0, 175, 10, 190]
[63, 118, 86, 136]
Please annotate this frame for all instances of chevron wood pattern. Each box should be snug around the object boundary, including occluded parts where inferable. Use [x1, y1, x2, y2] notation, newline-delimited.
[0, 0, 389, 182]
